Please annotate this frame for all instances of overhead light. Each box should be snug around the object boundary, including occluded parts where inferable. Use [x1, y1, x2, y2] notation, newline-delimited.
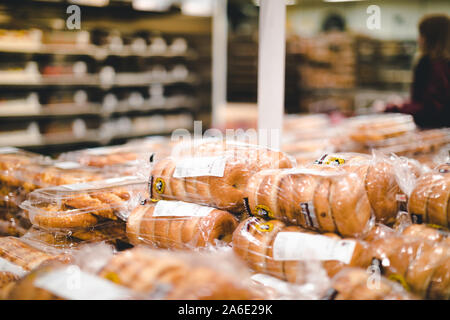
[132, 0, 173, 12]
[181, 0, 213, 17]
[252, 0, 297, 6]
[323, 0, 366, 2]
[69, 0, 109, 6]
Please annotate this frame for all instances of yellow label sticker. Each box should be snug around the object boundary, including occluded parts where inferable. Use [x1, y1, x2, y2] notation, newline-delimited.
[324, 157, 345, 166]
[255, 221, 274, 233]
[254, 204, 274, 219]
[388, 274, 410, 292]
[154, 178, 165, 194]
[103, 272, 121, 285]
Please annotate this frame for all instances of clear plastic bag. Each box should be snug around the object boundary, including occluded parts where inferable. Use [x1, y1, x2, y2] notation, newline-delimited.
[365, 233, 450, 299]
[345, 113, 416, 144]
[328, 267, 418, 300]
[58, 138, 169, 175]
[126, 199, 238, 249]
[1, 243, 140, 300]
[0, 236, 67, 278]
[20, 176, 146, 231]
[244, 167, 373, 237]
[97, 246, 263, 300]
[308, 152, 423, 224]
[150, 140, 295, 213]
[232, 217, 370, 283]
[408, 162, 450, 228]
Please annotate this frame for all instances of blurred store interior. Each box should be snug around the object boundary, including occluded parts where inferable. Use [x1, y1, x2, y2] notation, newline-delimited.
[0, 0, 448, 155]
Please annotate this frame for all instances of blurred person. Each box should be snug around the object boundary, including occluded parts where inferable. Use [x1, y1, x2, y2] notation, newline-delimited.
[379, 14, 450, 128]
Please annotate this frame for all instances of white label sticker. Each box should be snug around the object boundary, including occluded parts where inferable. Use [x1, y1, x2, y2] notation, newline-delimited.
[61, 182, 94, 191]
[283, 168, 343, 177]
[85, 147, 112, 155]
[54, 161, 82, 170]
[251, 273, 292, 292]
[273, 232, 356, 264]
[33, 266, 134, 300]
[173, 156, 226, 178]
[103, 176, 141, 185]
[0, 147, 20, 154]
[153, 200, 214, 217]
[0, 257, 27, 277]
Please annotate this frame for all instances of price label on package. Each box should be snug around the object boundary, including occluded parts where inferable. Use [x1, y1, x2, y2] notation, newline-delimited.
[0, 257, 27, 277]
[153, 200, 214, 217]
[273, 232, 356, 264]
[173, 156, 226, 178]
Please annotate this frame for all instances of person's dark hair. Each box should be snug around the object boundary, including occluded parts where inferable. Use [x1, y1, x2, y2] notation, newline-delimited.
[419, 14, 450, 60]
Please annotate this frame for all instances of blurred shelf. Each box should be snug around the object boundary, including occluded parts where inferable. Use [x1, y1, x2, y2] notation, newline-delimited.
[0, 43, 197, 60]
[0, 74, 198, 88]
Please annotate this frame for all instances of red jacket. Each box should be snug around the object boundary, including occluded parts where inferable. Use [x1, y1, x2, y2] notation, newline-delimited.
[386, 56, 450, 128]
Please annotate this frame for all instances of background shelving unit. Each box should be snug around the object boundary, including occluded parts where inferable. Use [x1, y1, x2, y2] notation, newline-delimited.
[0, 0, 212, 155]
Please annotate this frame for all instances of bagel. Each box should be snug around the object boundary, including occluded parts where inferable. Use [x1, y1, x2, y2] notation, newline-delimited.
[98, 247, 260, 300]
[126, 201, 238, 249]
[330, 268, 416, 300]
[427, 256, 450, 300]
[329, 169, 372, 237]
[150, 142, 294, 213]
[408, 165, 450, 228]
[232, 217, 368, 283]
[404, 242, 449, 297]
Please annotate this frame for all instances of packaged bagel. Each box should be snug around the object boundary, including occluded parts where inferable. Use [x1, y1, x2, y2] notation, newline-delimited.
[232, 217, 370, 283]
[345, 113, 416, 144]
[327, 268, 418, 300]
[1, 243, 140, 300]
[408, 162, 450, 228]
[309, 152, 424, 224]
[150, 139, 295, 213]
[20, 176, 146, 232]
[1, 154, 119, 215]
[57, 138, 170, 174]
[126, 199, 238, 249]
[367, 128, 450, 157]
[97, 246, 263, 300]
[244, 167, 373, 237]
[365, 233, 450, 299]
[0, 236, 68, 280]
[0, 209, 31, 237]
[0, 147, 47, 211]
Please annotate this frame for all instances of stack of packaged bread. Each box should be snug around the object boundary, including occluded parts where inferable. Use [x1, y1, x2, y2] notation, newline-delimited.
[0, 114, 449, 300]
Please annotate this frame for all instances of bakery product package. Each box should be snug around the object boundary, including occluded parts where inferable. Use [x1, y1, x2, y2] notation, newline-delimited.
[408, 162, 450, 228]
[307, 152, 424, 225]
[150, 139, 295, 213]
[328, 267, 418, 300]
[126, 199, 238, 250]
[344, 113, 416, 144]
[0, 242, 140, 300]
[244, 167, 373, 237]
[2, 244, 264, 300]
[57, 137, 172, 176]
[19, 176, 146, 249]
[363, 232, 450, 300]
[96, 246, 263, 300]
[232, 217, 370, 283]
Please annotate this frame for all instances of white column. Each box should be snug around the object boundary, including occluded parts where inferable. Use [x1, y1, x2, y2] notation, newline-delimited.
[211, 0, 228, 129]
[257, 0, 286, 150]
